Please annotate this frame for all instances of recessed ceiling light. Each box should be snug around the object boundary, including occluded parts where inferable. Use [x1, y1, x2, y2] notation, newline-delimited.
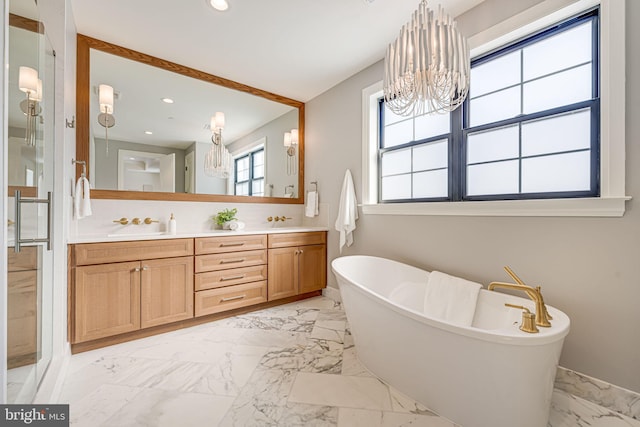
[208, 0, 229, 11]
[144, 131, 153, 135]
[161, 97, 174, 104]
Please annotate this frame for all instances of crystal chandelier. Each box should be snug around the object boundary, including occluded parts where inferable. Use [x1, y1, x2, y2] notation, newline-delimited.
[204, 112, 231, 178]
[383, 0, 470, 116]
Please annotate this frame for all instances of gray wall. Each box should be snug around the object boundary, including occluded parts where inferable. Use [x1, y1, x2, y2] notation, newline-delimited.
[305, 0, 640, 393]
[93, 138, 186, 192]
[228, 109, 299, 198]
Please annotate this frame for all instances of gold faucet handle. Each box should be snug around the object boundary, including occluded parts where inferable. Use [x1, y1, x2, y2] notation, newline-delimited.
[144, 217, 159, 225]
[267, 216, 273, 222]
[279, 216, 291, 221]
[113, 217, 129, 225]
[131, 217, 142, 225]
[7, 219, 15, 226]
[274, 216, 281, 221]
[505, 303, 539, 334]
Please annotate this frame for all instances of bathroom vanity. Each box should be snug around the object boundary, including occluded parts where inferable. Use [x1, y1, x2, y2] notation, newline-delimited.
[67, 229, 327, 353]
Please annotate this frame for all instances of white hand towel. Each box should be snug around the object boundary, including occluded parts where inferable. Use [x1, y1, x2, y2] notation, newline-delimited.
[334, 169, 358, 253]
[74, 177, 92, 219]
[424, 271, 482, 327]
[305, 191, 319, 217]
[81, 177, 92, 217]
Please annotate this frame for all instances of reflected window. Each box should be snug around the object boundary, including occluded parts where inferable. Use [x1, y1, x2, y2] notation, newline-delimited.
[234, 146, 264, 196]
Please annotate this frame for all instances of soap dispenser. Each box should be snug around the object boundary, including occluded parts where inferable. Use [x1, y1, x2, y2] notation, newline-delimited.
[168, 213, 177, 235]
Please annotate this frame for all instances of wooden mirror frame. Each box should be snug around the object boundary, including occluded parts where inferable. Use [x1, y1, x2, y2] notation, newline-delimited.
[76, 34, 305, 204]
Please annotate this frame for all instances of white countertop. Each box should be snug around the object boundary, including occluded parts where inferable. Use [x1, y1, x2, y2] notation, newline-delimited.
[68, 226, 329, 244]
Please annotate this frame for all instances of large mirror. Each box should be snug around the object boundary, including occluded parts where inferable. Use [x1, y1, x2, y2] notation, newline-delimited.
[76, 35, 305, 203]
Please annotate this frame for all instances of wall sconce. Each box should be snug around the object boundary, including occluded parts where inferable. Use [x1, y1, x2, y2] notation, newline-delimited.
[18, 66, 42, 147]
[284, 128, 298, 176]
[204, 111, 231, 177]
[97, 84, 116, 154]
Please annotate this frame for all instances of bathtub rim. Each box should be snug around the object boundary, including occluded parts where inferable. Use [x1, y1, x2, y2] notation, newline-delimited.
[331, 255, 570, 346]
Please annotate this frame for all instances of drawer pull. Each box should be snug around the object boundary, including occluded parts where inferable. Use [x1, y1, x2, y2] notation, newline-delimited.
[220, 242, 245, 247]
[220, 294, 246, 302]
[220, 258, 246, 264]
[220, 274, 246, 281]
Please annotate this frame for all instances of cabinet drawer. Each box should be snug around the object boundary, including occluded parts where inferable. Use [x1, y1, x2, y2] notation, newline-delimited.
[195, 281, 267, 316]
[195, 235, 267, 254]
[8, 246, 37, 272]
[195, 249, 267, 273]
[268, 232, 326, 248]
[195, 264, 267, 291]
[74, 239, 194, 265]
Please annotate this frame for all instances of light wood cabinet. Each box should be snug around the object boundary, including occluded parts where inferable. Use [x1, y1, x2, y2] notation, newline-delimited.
[194, 235, 268, 317]
[7, 246, 38, 368]
[71, 239, 194, 344]
[267, 232, 327, 301]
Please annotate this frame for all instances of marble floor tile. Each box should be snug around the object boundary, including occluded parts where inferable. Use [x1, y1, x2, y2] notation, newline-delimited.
[100, 388, 235, 427]
[289, 372, 393, 411]
[59, 296, 630, 427]
[548, 389, 640, 427]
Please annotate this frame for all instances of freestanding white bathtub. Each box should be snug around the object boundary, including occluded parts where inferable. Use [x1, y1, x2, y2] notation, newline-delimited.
[332, 255, 570, 427]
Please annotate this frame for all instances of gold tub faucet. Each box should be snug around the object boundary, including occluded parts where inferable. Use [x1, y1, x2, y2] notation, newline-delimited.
[488, 267, 552, 328]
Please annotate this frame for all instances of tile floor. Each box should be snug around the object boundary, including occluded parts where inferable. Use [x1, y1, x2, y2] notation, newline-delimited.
[58, 297, 640, 427]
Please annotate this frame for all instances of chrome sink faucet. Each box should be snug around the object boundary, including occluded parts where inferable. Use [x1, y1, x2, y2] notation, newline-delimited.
[488, 267, 552, 328]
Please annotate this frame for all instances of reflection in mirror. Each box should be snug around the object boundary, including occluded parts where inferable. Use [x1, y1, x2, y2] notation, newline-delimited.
[77, 35, 305, 203]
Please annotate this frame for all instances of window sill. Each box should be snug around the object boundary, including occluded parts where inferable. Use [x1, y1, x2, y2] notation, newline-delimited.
[361, 197, 631, 217]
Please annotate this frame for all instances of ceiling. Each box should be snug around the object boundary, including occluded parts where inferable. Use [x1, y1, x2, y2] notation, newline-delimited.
[70, 0, 484, 103]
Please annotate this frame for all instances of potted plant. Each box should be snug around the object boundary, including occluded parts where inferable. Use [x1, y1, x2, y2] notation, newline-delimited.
[213, 208, 238, 229]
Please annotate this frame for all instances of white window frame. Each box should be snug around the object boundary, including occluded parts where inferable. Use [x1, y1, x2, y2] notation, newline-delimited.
[228, 137, 266, 195]
[362, 0, 629, 217]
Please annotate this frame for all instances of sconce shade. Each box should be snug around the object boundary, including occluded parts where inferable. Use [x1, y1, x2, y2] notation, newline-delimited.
[19, 66, 38, 94]
[290, 129, 299, 145]
[212, 111, 225, 130]
[99, 84, 114, 114]
[284, 132, 292, 147]
[33, 79, 43, 103]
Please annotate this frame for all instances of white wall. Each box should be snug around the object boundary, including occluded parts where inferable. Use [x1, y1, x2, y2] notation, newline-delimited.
[305, 0, 640, 393]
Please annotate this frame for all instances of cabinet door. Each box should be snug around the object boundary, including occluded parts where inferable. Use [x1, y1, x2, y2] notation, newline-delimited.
[74, 261, 141, 343]
[298, 244, 327, 294]
[267, 247, 298, 300]
[7, 271, 37, 364]
[140, 256, 194, 328]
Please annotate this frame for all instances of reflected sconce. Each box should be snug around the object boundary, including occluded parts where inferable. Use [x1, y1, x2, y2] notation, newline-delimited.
[204, 111, 231, 178]
[383, 0, 470, 116]
[97, 84, 116, 155]
[18, 66, 42, 147]
[284, 128, 298, 176]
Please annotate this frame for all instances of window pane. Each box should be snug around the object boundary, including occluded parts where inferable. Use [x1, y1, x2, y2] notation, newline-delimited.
[471, 51, 521, 98]
[381, 148, 411, 176]
[382, 174, 411, 200]
[253, 150, 264, 165]
[467, 160, 519, 196]
[414, 112, 450, 140]
[522, 151, 590, 193]
[467, 125, 519, 164]
[252, 178, 264, 196]
[522, 109, 591, 157]
[469, 86, 521, 127]
[236, 182, 249, 196]
[413, 170, 448, 198]
[253, 164, 265, 179]
[413, 140, 447, 171]
[523, 22, 592, 81]
[384, 103, 410, 125]
[237, 168, 249, 182]
[523, 64, 591, 114]
[384, 119, 414, 148]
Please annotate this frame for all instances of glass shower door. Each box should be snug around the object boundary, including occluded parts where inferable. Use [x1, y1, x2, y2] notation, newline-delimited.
[6, 4, 55, 403]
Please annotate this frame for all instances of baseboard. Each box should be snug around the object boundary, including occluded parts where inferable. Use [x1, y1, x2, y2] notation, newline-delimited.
[322, 286, 342, 303]
[554, 366, 640, 421]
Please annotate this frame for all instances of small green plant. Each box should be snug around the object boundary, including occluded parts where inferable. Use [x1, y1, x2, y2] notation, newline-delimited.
[213, 208, 238, 226]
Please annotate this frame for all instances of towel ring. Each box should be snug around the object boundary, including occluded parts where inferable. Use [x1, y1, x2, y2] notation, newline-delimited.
[73, 159, 87, 178]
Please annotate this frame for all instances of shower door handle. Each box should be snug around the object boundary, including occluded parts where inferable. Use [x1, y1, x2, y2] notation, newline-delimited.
[14, 190, 53, 253]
